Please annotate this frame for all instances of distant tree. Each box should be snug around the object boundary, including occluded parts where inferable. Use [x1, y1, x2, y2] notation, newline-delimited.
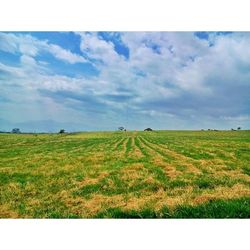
[144, 128, 153, 131]
[59, 129, 65, 134]
[12, 128, 21, 133]
[237, 127, 241, 130]
[118, 127, 125, 131]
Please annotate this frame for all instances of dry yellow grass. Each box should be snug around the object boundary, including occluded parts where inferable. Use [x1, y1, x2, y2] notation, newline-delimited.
[0, 130, 250, 218]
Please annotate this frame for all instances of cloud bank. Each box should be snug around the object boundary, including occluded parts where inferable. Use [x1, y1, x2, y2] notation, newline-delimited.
[0, 32, 249, 132]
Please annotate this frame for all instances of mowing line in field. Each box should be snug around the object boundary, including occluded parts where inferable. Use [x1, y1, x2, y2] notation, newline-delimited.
[110, 137, 124, 150]
[141, 137, 201, 175]
[141, 135, 250, 188]
[121, 137, 130, 156]
[141, 136, 241, 178]
[142, 136, 222, 175]
[112, 137, 127, 151]
[140, 136, 176, 161]
[137, 136, 180, 179]
[125, 137, 132, 156]
[130, 137, 145, 159]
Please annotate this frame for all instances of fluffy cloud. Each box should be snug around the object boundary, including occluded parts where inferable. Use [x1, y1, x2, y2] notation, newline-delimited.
[0, 32, 250, 131]
[78, 32, 124, 64]
[0, 32, 87, 64]
[45, 43, 87, 64]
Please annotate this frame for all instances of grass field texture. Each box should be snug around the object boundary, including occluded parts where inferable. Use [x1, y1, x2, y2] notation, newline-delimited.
[0, 130, 250, 218]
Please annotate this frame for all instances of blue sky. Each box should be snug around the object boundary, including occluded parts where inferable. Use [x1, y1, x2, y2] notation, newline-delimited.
[0, 32, 249, 132]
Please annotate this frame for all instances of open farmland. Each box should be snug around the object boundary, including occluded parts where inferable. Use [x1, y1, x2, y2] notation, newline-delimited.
[0, 130, 250, 218]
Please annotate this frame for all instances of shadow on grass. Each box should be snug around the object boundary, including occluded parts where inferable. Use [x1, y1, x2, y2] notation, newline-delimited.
[94, 197, 250, 218]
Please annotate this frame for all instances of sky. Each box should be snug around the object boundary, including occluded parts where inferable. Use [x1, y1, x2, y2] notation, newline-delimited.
[0, 32, 249, 132]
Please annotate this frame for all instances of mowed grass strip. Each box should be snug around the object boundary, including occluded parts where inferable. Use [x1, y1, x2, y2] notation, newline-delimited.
[0, 130, 250, 218]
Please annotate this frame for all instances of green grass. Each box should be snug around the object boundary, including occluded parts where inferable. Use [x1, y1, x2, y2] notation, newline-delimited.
[0, 130, 250, 218]
[95, 197, 250, 218]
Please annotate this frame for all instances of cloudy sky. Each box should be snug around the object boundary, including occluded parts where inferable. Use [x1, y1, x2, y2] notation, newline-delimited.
[0, 32, 249, 132]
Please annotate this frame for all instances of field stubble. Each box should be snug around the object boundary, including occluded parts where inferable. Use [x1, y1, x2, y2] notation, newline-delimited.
[0, 130, 250, 218]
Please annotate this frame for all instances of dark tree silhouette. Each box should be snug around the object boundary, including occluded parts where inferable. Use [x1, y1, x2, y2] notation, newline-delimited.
[118, 127, 125, 131]
[12, 128, 21, 133]
[59, 129, 65, 134]
[144, 128, 153, 131]
[237, 127, 241, 130]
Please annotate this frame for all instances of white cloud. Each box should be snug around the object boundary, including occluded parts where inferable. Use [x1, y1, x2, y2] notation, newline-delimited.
[0, 33, 20, 53]
[44, 43, 87, 64]
[1, 32, 250, 131]
[221, 115, 250, 121]
[20, 55, 38, 67]
[0, 62, 26, 78]
[75, 32, 250, 120]
[0, 32, 87, 64]
[78, 32, 124, 64]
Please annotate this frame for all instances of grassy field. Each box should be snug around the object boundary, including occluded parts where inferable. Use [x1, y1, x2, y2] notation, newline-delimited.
[0, 130, 250, 218]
